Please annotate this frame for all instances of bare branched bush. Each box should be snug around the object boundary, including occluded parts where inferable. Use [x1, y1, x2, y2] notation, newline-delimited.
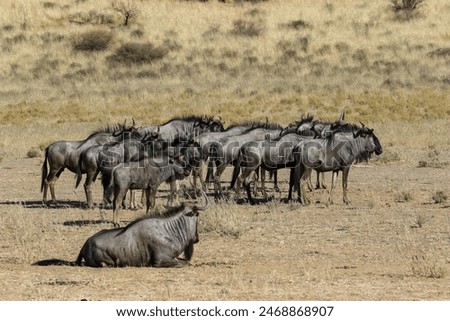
[112, 0, 139, 26]
[71, 29, 114, 51]
[108, 42, 168, 66]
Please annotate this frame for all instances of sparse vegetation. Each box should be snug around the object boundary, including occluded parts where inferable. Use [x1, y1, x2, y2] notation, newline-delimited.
[418, 146, 449, 168]
[107, 42, 168, 66]
[71, 29, 114, 51]
[411, 255, 447, 278]
[390, 0, 425, 20]
[26, 147, 41, 158]
[112, 0, 139, 26]
[395, 191, 413, 203]
[230, 19, 264, 37]
[431, 190, 448, 204]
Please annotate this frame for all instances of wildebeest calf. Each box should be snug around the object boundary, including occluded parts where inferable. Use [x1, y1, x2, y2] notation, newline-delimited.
[106, 157, 191, 227]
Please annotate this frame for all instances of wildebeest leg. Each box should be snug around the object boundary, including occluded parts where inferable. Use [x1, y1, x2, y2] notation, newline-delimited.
[140, 189, 146, 208]
[43, 167, 64, 203]
[327, 171, 339, 205]
[300, 167, 312, 205]
[83, 169, 98, 209]
[272, 170, 280, 192]
[153, 256, 189, 268]
[113, 187, 127, 227]
[213, 164, 227, 198]
[128, 190, 137, 210]
[145, 188, 157, 214]
[342, 167, 351, 204]
[259, 168, 268, 199]
[319, 172, 327, 189]
[306, 170, 314, 191]
[244, 171, 258, 205]
[167, 180, 180, 206]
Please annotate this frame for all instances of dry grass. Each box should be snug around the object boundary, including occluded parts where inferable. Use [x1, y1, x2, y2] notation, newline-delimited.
[0, 0, 450, 301]
[0, 0, 449, 128]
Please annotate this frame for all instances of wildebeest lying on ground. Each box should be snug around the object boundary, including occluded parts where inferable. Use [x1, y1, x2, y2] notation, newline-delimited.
[33, 192, 209, 268]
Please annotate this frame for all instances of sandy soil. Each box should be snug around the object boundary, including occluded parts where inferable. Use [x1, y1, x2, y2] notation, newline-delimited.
[0, 152, 449, 301]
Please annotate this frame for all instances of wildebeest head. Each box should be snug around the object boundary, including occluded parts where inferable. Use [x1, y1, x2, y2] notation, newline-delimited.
[353, 122, 383, 156]
[112, 118, 142, 140]
[208, 116, 225, 132]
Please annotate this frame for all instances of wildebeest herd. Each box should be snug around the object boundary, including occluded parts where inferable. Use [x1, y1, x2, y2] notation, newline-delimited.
[35, 113, 383, 268]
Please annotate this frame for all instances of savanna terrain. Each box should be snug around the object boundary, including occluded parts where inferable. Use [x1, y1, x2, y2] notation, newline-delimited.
[0, 0, 449, 300]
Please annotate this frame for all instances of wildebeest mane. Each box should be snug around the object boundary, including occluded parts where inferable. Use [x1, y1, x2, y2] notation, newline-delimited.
[225, 121, 263, 130]
[240, 122, 283, 134]
[160, 115, 206, 126]
[116, 204, 188, 235]
[332, 122, 361, 133]
[85, 123, 127, 140]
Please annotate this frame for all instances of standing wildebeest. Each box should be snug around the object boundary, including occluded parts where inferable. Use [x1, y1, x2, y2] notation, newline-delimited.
[139, 115, 224, 143]
[231, 116, 316, 204]
[193, 120, 265, 191]
[209, 122, 283, 197]
[41, 121, 140, 204]
[75, 131, 163, 209]
[139, 115, 224, 203]
[105, 152, 196, 227]
[291, 122, 383, 204]
[33, 192, 209, 268]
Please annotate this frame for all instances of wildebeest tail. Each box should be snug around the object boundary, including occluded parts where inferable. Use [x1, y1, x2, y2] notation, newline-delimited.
[205, 144, 217, 183]
[41, 148, 48, 193]
[32, 258, 77, 266]
[75, 152, 84, 189]
[230, 150, 242, 189]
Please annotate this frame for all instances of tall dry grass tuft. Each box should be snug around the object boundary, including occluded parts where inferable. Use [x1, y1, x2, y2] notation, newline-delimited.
[199, 202, 245, 238]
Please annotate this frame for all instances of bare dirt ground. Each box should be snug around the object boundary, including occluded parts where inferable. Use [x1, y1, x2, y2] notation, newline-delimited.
[0, 151, 449, 301]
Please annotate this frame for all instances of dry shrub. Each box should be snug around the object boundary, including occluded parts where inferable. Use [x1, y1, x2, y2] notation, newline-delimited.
[394, 191, 413, 203]
[26, 147, 41, 158]
[69, 10, 116, 25]
[390, 0, 425, 20]
[411, 255, 447, 278]
[281, 19, 311, 30]
[108, 42, 168, 66]
[72, 29, 114, 51]
[199, 203, 244, 238]
[428, 48, 450, 58]
[418, 147, 449, 168]
[431, 191, 448, 204]
[230, 19, 264, 37]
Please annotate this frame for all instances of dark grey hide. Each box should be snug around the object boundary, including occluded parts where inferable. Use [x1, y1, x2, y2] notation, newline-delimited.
[106, 156, 192, 226]
[40, 122, 140, 204]
[231, 117, 316, 204]
[209, 123, 283, 197]
[291, 123, 383, 204]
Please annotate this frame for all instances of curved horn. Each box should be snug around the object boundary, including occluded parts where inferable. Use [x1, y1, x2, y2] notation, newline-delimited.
[132, 118, 136, 127]
[359, 121, 365, 128]
[123, 119, 127, 128]
[193, 190, 209, 211]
